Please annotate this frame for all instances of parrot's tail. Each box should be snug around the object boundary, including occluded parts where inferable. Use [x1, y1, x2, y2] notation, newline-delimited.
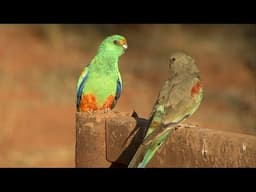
[128, 144, 147, 168]
[128, 128, 173, 168]
[128, 105, 174, 168]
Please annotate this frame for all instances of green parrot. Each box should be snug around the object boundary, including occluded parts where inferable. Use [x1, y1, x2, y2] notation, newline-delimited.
[128, 52, 203, 168]
[76, 35, 128, 112]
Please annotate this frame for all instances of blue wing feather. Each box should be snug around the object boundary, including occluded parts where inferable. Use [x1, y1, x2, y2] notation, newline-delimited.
[76, 69, 90, 111]
[111, 77, 122, 109]
[116, 78, 122, 100]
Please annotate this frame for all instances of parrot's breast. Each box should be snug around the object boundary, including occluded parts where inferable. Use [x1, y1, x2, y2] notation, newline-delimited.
[79, 72, 118, 112]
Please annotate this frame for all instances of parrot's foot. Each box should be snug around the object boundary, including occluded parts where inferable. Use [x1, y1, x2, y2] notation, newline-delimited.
[175, 123, 198, 130]
[86, 109, 94, 115]
[103, 108, 111, 113]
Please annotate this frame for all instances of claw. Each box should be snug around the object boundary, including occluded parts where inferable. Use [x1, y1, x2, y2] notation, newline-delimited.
[174, 125, 182, 131]
[176, 123, 198, 129]
[86, 109, 94, 115]
[103, 108, 111, 113]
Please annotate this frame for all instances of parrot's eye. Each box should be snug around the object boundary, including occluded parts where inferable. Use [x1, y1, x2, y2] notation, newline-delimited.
[171, 57, 176, 62]
[113, 40, 119, 45]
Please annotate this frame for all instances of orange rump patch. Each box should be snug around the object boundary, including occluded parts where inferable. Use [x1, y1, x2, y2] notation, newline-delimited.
[101, 95, 115, 110]
[191, 82, 201, 97]
[79, 94, 115, 112]
[80, 94, 98, 112]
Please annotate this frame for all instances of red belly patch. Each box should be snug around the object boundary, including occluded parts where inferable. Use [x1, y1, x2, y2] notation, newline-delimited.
[191, 82, 201, 97]
[79, 94, 115, 112]
[101, 95, 115, 110]
[80, 94, 98, 111]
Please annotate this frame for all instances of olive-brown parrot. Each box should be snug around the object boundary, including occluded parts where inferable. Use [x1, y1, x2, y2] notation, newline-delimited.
[128, 52, 203, 168]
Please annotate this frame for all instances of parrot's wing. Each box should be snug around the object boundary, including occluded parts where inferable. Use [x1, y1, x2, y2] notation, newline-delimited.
[143, 76, 202, 151]
[128, 80, 173, 168]
[145, 80, 172, 137]
[111, 73, 122, 109]
[128, 76, 202, 168]
[143, 77, 203, 161]
[76, 67, 89, 111]
[162, 76, 202, 126]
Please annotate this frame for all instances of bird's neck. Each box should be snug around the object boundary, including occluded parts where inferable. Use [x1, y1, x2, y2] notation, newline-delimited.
[169, 71, 200, 80]
[89, 52, 120, 74]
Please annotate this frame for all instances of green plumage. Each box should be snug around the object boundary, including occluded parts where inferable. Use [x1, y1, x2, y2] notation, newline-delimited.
[76, 35, 127, 111]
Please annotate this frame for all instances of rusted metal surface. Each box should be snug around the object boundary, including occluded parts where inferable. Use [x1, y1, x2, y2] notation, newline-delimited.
[75, 111, 132, 167]
[147, 127, 256, 167]
[76, 111, 256, 168]
[105, 115, 149, 166]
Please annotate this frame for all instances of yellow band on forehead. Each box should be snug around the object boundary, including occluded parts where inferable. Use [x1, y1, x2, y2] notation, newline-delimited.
[119, 39, 127, 45]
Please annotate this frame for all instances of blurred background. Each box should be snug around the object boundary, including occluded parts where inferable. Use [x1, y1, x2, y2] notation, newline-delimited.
[0, 24, 255, 167]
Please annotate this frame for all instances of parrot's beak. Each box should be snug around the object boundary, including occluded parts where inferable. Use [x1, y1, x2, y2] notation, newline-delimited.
[122, 43, 128, 50]
[119, 39, 128, 50]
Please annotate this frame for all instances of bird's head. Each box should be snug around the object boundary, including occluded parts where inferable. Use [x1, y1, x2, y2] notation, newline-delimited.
[98, 35, 128, 57]
[169, 52, 199, 76]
